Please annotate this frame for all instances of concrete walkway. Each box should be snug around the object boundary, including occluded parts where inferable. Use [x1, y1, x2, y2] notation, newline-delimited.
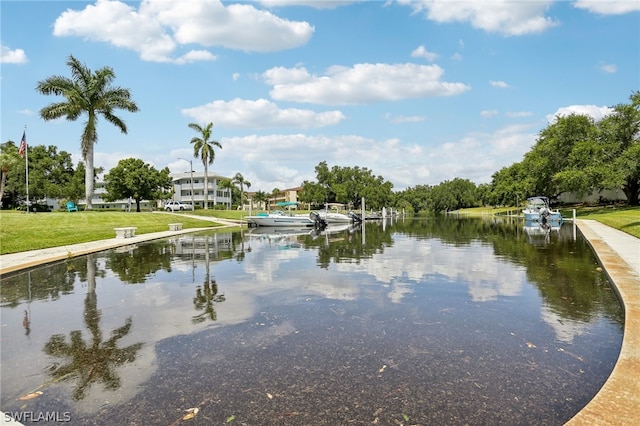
[1, 219, 638, 425]
[566, 220, 640, 425]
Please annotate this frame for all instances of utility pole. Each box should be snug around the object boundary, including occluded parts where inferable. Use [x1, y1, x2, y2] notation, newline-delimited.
[178, 158, 195, 208]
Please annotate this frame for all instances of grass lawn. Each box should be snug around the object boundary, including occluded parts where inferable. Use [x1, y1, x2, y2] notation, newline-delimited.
[566, 205, 640, 239]
[0, 210, 230, 255]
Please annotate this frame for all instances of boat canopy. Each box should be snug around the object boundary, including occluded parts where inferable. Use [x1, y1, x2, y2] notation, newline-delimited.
[277, 201, 300, 207]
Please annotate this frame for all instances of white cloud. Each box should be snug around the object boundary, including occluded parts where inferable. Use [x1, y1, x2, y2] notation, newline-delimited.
[385, 113, 426, 124]
[173, 121, 537, 192]
[598, 62, 618, 73]
[481, 110, 499, 118]
[506, 111, 533, 118]
[52, 0, 314, 63]
[573, 0, 640, 15]
[546, 104, 614, 123]
[490, 80, 510, 89]
[0, 44, 28, 64]
[400, 0, 558, 36]
[174, 50, 217, 64]
[411, 45, 438, 61]
[258, 0, 361, 9]
[429, 123, 537, 184]
[181, 98, 346, 129]
[264, 63, 471, 105]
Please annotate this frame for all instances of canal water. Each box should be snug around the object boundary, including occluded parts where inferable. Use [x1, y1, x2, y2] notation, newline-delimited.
[0, 218, 623, 425]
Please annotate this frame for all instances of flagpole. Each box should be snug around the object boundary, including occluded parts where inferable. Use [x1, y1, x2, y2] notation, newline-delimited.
[22, 126, 29, 214]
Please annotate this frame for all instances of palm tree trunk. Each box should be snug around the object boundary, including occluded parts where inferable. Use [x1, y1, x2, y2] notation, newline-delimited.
[203, 162, 209, 210]
[85, 144, 94, 210]
[0, 168, 8, 206]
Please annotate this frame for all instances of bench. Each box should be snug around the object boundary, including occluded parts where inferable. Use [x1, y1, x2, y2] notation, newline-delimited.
[168, 223, 183, 231]
[114, 227, 137, 238]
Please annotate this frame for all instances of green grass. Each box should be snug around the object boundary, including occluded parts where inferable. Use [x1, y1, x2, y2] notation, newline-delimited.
[0, 210, 232, 255]
[567, 206, 640, 239]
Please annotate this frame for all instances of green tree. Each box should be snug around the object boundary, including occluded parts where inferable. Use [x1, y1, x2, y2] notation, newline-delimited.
[394, 184, 432, 214]
[300, 180, 328, 207]
[64, 162, 88, 203]
[305, 161, 393, 210]
[218, 178, 235, 209]
[489, 162, 529, 207]
[36, 55, 139, 210]
[528, 91, 639, 205]
[270, 187, 281, 210]
[428, 181, 458, 214]
[0, 142, 20, 207]
[232, 172, 251, 209]
[521, 114, 596, 200]
[23, 145, 76, 201]
[252, 190, 268, 210]
[594, 91, 640, 205]
[189, 122, 222, 210]
[103, 158, 172, 212]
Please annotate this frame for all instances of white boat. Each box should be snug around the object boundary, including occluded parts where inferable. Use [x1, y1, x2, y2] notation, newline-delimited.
[246, 210, 326, 228]
[315, 210, 361, 223]
[522, 196, 563, 223]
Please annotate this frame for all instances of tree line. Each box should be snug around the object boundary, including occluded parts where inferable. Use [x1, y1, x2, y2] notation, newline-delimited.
[301, 91, 639, 213]
[1, 53, 637, 212]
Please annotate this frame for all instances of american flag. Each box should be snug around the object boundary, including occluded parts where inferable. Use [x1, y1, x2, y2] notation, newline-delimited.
[19, 131, 26, 158]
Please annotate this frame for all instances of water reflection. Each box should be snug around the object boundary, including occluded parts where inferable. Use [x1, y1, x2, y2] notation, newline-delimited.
[0, 218, 623, 424]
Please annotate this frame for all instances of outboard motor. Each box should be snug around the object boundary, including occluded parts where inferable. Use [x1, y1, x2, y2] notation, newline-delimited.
[348, 211, 362, 223]
[540, 207, 550, 230]
[309, 211, 327, 229]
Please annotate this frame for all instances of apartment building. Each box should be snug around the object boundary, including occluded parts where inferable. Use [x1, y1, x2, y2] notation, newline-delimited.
[77, 171, 232, 210]
[170, 171, 232, 209]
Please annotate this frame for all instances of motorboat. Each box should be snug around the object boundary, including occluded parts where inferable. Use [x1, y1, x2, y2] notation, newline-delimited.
[522, 196, 563, 223]
[315, 210, 362, 223]
[246, 210, 327, 228]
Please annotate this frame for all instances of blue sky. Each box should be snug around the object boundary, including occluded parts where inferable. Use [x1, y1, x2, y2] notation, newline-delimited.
[1, 0, 639, 192]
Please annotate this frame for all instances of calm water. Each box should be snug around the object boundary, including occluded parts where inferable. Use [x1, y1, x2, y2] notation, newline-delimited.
[0, 218, 623, 425]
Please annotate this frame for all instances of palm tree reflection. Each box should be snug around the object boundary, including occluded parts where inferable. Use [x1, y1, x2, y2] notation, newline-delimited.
[192, 279, 226, 323]
[43, 255, 143, 400]
[192, 237, 226, 323]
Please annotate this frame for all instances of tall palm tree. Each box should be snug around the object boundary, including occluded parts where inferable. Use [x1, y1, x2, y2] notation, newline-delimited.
[189, 122, 222, 210]
[36, 55, 139, 210]
[232, 172, 251, 210]
[218, 178, 234, 209]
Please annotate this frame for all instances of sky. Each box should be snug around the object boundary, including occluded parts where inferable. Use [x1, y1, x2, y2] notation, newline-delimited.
[1, 0, 639, 193]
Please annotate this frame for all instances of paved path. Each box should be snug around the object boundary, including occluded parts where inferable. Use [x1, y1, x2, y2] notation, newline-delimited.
[1, 218, 638, 425]
[566, 220, 640, 425]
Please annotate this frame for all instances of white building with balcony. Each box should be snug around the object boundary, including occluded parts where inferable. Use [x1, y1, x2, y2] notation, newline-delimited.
[171, 171, 232, 209]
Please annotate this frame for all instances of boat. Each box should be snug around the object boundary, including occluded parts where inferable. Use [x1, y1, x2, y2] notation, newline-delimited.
[246, 210, 327, 228]
[315, 210, 362, 224]
[522, 196, 563, 223]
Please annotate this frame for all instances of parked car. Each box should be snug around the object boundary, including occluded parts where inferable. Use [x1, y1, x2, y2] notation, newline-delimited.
[165, 201, 194, 211]
[17, 202, 51, 212]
